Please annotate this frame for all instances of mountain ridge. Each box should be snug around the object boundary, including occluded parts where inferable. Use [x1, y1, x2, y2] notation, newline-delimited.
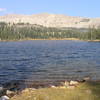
[0, 13, 100, 28]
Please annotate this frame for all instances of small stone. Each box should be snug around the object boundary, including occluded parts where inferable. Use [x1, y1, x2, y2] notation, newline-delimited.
[0, 95, 9, 100]
[6, 90, 15, 97]
[70, 81, 79, 85]
[67, 85, 75, 89]
[51, 85, 56, 88]
[64, 81, 69, 86]
[61, 81, 69, 87]
[6, 90, 14, 94]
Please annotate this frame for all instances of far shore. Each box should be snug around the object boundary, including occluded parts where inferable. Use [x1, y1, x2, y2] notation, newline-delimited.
[0, 38, 100, 42]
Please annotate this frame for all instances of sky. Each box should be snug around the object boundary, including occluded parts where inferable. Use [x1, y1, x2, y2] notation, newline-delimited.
[0, 0, 100, 18]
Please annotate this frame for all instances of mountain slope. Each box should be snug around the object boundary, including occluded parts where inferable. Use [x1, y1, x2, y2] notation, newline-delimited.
[0, 13, 100, 28]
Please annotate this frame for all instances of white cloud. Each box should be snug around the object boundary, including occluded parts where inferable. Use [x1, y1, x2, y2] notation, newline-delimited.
[0, 8, 6, 12]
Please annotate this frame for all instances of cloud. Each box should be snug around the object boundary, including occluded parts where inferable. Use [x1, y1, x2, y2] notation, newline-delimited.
[0, 8, 6, 12]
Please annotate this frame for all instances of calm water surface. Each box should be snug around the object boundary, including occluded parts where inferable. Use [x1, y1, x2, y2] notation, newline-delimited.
[0, 40, 100, 84]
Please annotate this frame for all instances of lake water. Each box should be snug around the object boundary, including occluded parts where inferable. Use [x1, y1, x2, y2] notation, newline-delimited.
[0, 40, 100, 85]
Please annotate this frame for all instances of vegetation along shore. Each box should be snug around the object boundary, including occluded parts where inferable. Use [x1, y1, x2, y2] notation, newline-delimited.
[0, 22, 100, 100]
[0, 79, 100, 100]
[0, 22, 100, 41]
[11, 81, 100, 100]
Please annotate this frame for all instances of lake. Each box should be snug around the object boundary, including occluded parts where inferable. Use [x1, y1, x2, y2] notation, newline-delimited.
[0, 40, 100, 86]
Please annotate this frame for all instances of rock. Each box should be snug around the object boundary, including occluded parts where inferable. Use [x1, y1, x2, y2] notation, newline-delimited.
[70, 81, 79, 85]
[51, 85, 56, 88]
[64, 81, 69, 86]
[6, 90, 14, 94]
[61, 81, 69, 87]
[67, 85, 75, 89]
[0, 95, 9, 100]
[6, 90, 15, 97]
[22, 88, 36, 94]
[78, 79, 85, 83]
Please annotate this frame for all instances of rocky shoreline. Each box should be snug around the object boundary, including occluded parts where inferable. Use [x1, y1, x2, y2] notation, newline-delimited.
[0, 77, 97, 100]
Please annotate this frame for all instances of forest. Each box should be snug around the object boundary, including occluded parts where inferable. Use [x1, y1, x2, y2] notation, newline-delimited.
[0, 22, 100, 40]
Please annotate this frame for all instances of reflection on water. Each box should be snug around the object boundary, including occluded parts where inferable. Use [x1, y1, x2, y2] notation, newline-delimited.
[0, 40, 100, 84]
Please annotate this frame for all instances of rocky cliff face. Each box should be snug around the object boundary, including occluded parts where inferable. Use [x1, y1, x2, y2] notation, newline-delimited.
[0, 13, 100, 28]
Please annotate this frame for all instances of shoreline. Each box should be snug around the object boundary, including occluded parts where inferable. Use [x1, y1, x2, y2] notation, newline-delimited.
[1, 79, 100, 99]
[4, 80, 100, 100]
[0, 38, 100, 42]
[1, 78, 100, 91]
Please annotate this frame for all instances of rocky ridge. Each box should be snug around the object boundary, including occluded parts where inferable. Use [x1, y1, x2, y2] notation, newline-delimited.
[0, 13, 100, 28]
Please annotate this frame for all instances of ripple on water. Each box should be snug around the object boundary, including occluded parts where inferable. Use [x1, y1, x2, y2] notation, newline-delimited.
[0, 40, 100, 85]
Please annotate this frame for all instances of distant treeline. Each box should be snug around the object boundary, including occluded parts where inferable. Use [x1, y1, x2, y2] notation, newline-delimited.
[0, 22, 100, 40]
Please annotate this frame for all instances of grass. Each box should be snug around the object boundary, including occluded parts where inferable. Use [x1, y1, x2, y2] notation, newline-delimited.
[1, 38, 100, 42]
[10, 82, 100, 100]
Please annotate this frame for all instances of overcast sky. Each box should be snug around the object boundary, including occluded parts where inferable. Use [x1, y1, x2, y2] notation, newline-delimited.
[0, 0, 100, 17]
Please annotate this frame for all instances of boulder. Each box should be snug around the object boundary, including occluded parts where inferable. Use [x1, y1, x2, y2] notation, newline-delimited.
[50, 85, 57, 88]
[70, 81, 79, 85]
[0, 95, 9, 100]
[6, 90, 15, 97]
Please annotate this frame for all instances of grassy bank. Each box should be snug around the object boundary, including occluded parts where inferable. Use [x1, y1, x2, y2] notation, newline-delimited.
[11, 82, 100, 100]
[0, 38, 100, 42]
[0, 38, 81, 41]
